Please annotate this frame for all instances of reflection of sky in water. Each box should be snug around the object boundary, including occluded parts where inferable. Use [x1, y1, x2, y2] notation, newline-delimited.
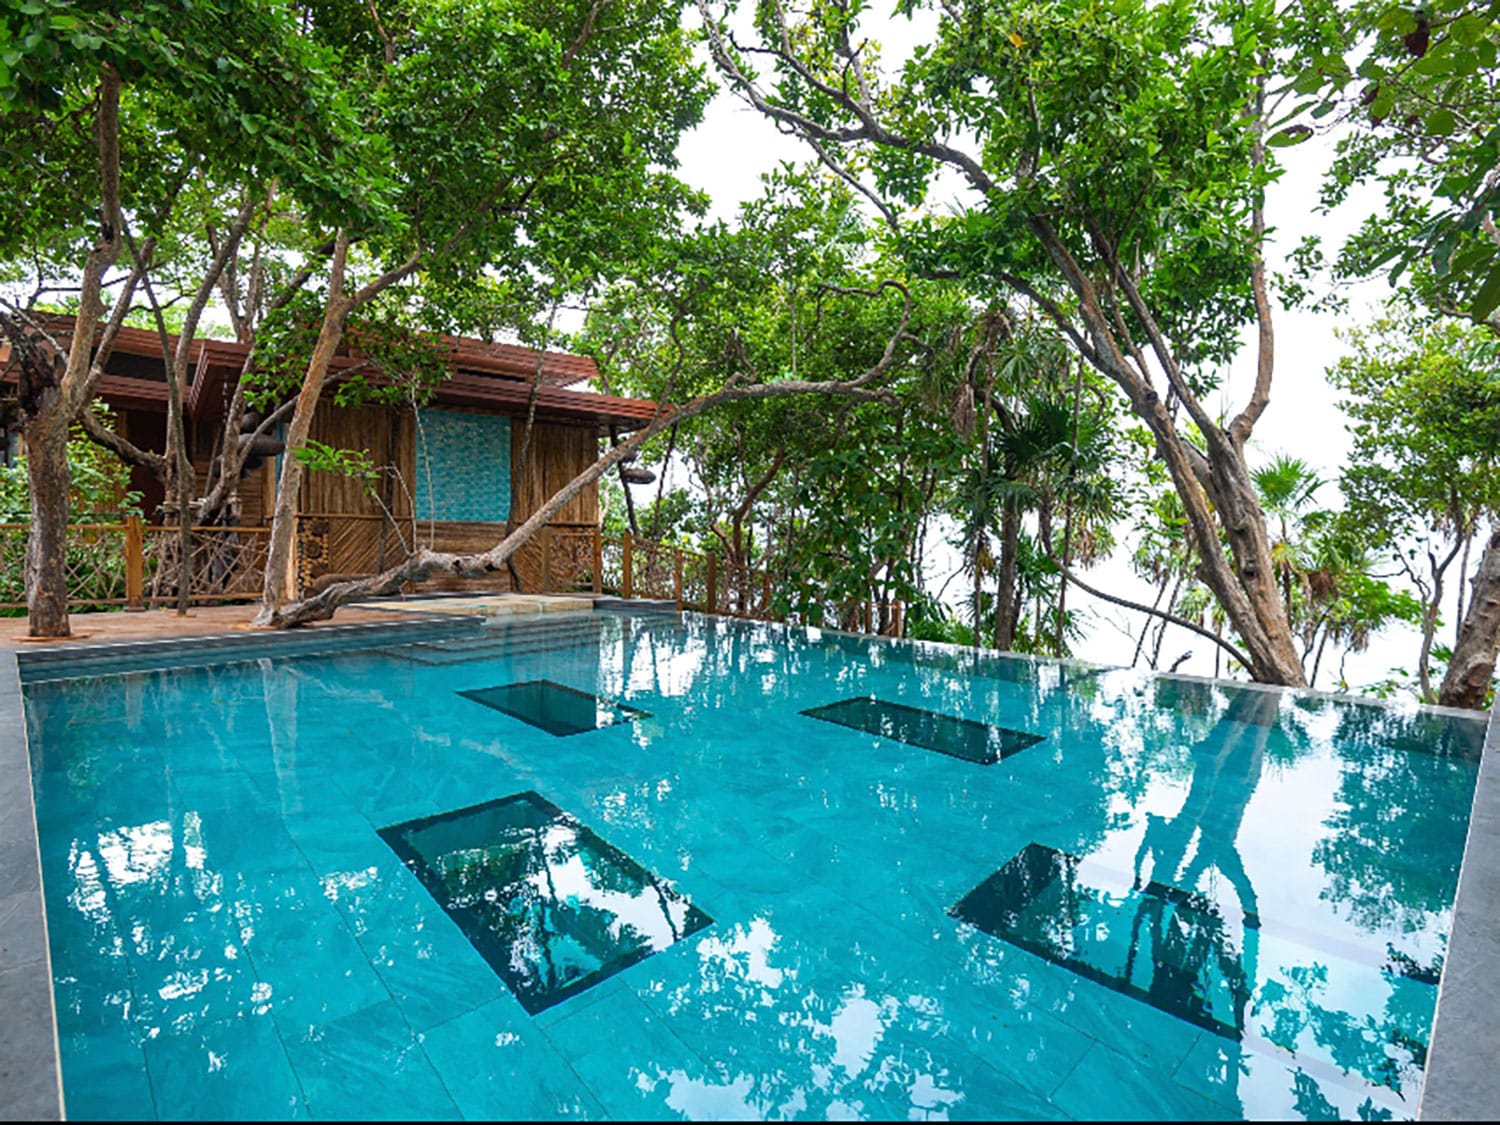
[23, 614, 1484, 1120]
[534, 824, 698, 953]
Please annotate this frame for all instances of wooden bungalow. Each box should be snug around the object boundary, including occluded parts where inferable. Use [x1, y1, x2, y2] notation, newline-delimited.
[1, 319, 659, 598]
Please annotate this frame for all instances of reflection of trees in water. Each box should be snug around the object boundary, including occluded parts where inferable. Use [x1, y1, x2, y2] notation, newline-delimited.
[1126, 693, 1267, 1097]
[49, 805, 265, 1051]
[1255, 962, 1428, 1101]
[958, 691, 1272, 1043]
[657, 915, 958, 1119]
[424, 807, 699, 1005]
[1132, 689, 1273, 918]
[1312, 704, 1477, 934]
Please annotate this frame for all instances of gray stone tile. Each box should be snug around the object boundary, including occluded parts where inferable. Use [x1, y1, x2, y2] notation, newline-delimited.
[0, 964, 62, 1120]
[0, 763, 36, 851]
[0, 837, 41, 901]
[0, 891, 47, 972]
[0, 651, 62, 1120]
[1422, 696, 1500, 1121]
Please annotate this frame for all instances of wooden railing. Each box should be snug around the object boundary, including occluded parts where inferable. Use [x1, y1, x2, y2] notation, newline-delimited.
[1, 519, 904, 635]
[575, 529, 903, 636]
[0, 518, 270, 611]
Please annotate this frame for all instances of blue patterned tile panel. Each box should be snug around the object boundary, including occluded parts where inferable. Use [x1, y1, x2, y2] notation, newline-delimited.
[414, 409, 511, 522]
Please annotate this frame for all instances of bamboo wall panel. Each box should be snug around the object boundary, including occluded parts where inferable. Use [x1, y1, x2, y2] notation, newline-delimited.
[511, 422, 600, 525]
[299, 403, 412, 518]
[295, 517, 525, 595]
[293, 514, 422, 592]
[237, 462, 267, 525]
[419, 520, 519, 594]
[293, 518, 592, 596]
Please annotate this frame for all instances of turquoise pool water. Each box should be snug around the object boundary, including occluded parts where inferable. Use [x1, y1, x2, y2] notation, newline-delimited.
[23, 613, 1485, 1120]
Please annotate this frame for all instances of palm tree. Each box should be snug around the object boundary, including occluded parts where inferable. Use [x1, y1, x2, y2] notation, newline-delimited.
[1252, 454, 1324, 624]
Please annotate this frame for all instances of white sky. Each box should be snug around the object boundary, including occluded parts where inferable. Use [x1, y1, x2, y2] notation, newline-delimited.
[661, 11, 1448, 694]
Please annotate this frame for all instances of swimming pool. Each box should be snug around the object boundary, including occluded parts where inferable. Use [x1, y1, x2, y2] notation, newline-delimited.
[22, 612, 1485, 1120]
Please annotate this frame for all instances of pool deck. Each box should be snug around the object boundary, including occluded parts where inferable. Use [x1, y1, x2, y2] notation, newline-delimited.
[0, 603, 416, 653]
[0, 595, 630, 654]
[1419, 689, 1500, 1120]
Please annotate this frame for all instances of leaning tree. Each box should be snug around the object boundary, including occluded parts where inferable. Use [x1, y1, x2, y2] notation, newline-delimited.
[696, 0, 1329, 686]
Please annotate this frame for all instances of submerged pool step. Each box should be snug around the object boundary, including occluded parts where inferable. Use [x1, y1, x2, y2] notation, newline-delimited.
[389, 615, 618, 665]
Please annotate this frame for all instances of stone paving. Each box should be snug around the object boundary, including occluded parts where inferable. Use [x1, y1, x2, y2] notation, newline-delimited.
[348, 593, 596, 616]
[0, 603, 414, 652]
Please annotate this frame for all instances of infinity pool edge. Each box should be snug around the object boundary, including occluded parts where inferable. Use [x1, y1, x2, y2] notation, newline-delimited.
[1418, 689, 1500, 1121]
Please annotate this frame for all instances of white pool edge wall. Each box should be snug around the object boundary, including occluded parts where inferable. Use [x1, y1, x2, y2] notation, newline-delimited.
[1418, 688, 1500, 1120]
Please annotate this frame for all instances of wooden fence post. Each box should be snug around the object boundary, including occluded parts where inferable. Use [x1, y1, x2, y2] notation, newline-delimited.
[706, 553, 717, 615]
[673, 549, 683, 609]
[540, 526, 553, 593]
[621, 530, 634, 600]
[591, 526, 602, 594]
[124, 516, 144, 612]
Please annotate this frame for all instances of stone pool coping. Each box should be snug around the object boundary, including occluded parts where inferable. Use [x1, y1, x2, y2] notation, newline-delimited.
[0, 646, 63, 1120]
[1419, 689, 1500, 1120]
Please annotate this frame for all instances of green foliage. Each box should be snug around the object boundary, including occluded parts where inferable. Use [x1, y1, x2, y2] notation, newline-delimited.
[576, 170, 973, 626]
[903, 605, 976, 647]
[292, 439, 379, 493]
[1316, 0, 1500, 320]
[250, 292, 449, 410]
[753, 0, 1284, 382]
[1329, 311, 1500, 538]
[1326, 308, 1500, 698]
[0, 0, 387, 255]
[0, 413, 141, 521]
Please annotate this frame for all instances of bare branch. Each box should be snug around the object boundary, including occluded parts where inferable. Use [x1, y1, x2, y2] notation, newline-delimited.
[77, 405, 167, 475]
[1046, 545, 1253, 670]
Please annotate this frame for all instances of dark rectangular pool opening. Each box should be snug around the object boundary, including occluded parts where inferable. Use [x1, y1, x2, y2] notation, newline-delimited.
[801, 696, 1044, 764]
[458, 680, 648, 737]
[379, 790, 711, 1014]
[950, 842, 1253, 1040]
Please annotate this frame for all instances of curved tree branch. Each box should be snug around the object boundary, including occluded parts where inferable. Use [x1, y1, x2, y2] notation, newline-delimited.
[1044, 545, 1253, 670]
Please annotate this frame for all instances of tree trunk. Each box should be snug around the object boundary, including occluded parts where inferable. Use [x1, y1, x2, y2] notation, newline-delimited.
[13, 65, 127, 638]
[1440, 529, 1500, 710]
[971, 537, 984, 645]
[23, 416, 72, 637]
[254, 236, 352, 624]
[1418, 575, 1445, 704]
[1201, 442, 1306, 683]
[994, 504, 1020, 650]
